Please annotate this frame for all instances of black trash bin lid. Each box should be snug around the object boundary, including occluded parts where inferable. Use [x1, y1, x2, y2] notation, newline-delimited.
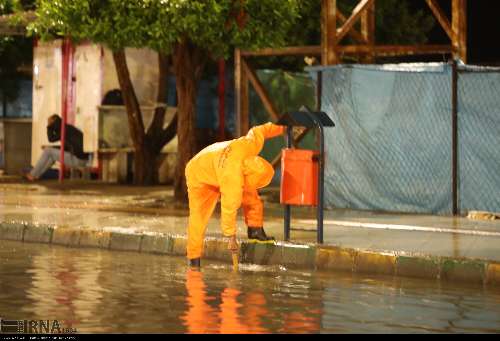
[277, 110, 335, 128]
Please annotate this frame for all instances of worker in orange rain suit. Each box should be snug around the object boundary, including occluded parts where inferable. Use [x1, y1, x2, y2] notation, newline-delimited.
[185, 122, 285, 267]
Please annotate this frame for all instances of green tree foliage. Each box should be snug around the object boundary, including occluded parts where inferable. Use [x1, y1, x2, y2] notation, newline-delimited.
[29, 0, 300, 197]
[0, 0, 30, 13]
[29, 0, 299, 55]
[374, 0, 435, 45]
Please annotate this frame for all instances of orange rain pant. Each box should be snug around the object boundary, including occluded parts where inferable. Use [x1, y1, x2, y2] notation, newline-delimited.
[186, 184, 221, 260]
[185, 183, 266, 259]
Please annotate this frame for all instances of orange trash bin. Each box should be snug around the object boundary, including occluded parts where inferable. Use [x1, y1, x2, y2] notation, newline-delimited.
[280, 148, 319, 206]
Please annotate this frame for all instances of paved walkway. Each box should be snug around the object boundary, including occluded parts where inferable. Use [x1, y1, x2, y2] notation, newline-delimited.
[1, 179, 499, 286]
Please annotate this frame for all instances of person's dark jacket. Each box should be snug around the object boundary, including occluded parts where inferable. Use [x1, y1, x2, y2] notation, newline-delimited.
[47, 116, 89, 160]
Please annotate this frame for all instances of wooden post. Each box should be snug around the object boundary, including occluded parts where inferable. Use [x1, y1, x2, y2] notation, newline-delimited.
[361, 0, 375, 63]
[235, 48, 249, 136]
[452, 0, 467, 63]
[321, 0, 337, 65]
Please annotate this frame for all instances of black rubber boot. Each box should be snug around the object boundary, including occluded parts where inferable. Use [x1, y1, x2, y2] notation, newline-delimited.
[189, 258, 201, 268]
[247, 227, 275, 241]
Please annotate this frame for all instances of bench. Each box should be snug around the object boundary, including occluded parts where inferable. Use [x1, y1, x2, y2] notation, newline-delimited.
[98, 147, 134, 183]
[97, 147, 176, 184]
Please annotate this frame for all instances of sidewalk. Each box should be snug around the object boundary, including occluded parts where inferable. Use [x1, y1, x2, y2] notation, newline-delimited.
[1, 178, 499, 287]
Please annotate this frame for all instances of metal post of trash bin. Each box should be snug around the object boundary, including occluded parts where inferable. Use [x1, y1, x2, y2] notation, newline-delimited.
[278, 107, 335, 244]
[283, 126, 293, 241]
[310, 111, 325, 244]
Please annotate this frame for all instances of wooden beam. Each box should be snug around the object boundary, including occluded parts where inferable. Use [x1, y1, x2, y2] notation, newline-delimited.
[240, 46, 321, 57]
[374, 45, 453, 56]
[321, 0, 338, 65]
[235, 49, 249, 136]
[337, 9, 366, 44]
[452, 0, 467, 63]
[425, 0, 454, 41]
[360, 0, 375, 63]
[336, 0, 374, 43]
[242, 59, 280, 121]
[0, 11, 35, 36]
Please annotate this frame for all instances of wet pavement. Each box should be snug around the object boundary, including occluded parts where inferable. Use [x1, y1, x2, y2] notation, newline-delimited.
[1, 239, 500, 334]
[1, 181, 500, 262]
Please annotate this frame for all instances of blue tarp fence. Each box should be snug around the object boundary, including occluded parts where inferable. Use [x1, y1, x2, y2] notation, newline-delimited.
[307, 62, 500, 215]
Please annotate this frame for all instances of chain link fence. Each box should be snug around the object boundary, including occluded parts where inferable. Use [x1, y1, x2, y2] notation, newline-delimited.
[458, 65, 500, 213]
[307, 62, 500, 215]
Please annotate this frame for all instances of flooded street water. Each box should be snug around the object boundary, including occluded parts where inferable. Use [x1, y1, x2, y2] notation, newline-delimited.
[0, 240, 499, 334]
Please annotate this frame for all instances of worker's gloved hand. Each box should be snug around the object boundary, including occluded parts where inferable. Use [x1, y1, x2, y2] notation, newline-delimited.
[228, 235, 239, 252]
[247, 227, 275, 241]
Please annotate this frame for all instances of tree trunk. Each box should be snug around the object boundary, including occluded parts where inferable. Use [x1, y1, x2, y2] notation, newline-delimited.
[172, 40, 207, 201]
[134, 144, 156, 185]
[112, 50, 148, 185]
[113, 50, 177, 186]
[145, 53, 176, 185]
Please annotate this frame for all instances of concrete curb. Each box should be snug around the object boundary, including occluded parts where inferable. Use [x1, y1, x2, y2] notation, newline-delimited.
[1, 221, 499, 287]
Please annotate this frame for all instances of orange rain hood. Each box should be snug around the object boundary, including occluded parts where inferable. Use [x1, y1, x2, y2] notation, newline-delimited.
[242, 156, 274, 189]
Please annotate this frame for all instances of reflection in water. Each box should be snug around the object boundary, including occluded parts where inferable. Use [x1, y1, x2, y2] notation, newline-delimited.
[218, 285, 250, 334]
[283, 312, 320, 334]
[27, 247, 103, 329]
[182, 269, 219, 333]
[0, 240, 500, 333]
[243, 292, 269, 334]
[182, 270, 268, 334]
[181, 269, 323, 334]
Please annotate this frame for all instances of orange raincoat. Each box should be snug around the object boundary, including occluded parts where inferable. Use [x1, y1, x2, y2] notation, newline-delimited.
[185, 122, 285, 260]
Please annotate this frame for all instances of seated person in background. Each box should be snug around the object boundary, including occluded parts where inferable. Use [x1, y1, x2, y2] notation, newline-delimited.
[23, 114, 90, 181]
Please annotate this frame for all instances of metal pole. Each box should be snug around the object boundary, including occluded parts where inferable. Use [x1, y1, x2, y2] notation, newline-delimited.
[284, 126, 293, 241]
[59, 39, 69, 183]
[451, 59, 458, 215]
[317, 121, 325, 244]
[316, 71, 323, 111]
[218, 59, 225, 141]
